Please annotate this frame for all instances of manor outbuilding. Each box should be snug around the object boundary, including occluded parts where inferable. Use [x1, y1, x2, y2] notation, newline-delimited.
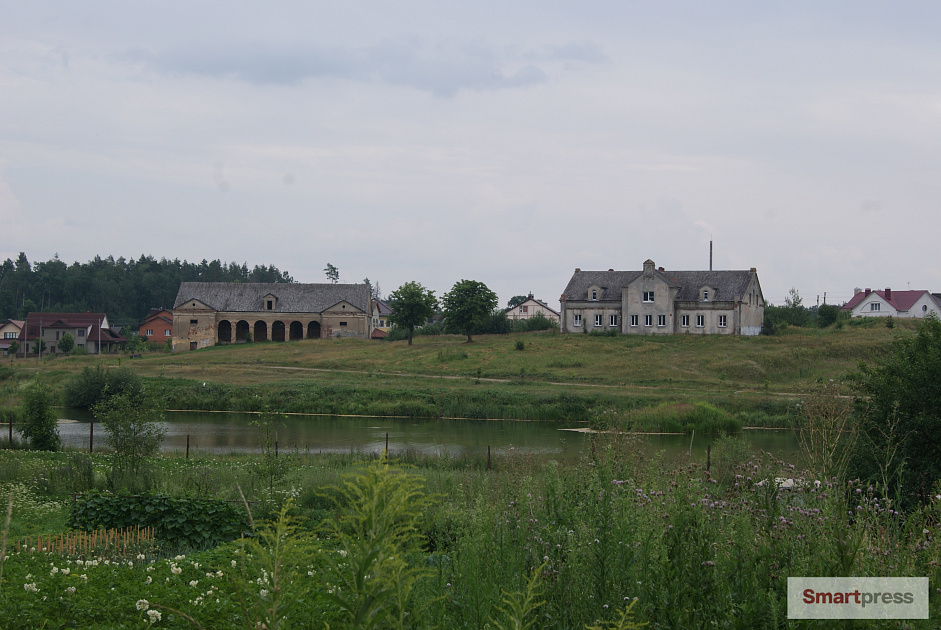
[172, 282, 372, 351]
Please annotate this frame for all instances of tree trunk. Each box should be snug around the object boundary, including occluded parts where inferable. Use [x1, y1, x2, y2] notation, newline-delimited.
[466, 329, 473, 343]
[407, 327, 413, 346]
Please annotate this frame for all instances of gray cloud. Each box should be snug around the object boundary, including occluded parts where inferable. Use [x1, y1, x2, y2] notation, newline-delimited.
[122, 37, 568, 96]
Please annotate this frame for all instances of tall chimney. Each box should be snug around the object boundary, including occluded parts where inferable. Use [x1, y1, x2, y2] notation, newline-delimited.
[885, 287, 892, 301]
[865, 288, 871, 296]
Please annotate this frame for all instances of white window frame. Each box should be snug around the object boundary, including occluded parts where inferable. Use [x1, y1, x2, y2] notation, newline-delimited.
[643, 291, 654, 303]
[165, 329, 171, 336]
[696, 315, 705, 328]
[644, 315, 653, 327]
[681, 315, 689, 327]
[703, 290, 709, 301]
[590, 290, 598, 301]
[594, 314, 602, 327]
[718, 315, 727, 328]
[573, 314, 582, 327]
[658, 315, 666, 327]
[630, 315, 638, 327]
[609, 314, 618, 326]
[870, 303, 881, 312]
[146, 329, 154, 337]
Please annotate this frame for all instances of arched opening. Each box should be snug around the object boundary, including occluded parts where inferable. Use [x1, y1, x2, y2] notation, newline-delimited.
[236, 320, 250, 342]
[307, 321, 321, 339]
[289, 321, 303, 341]
[218, 320, 232, 343]
[254, 321, 268, 342]
[272, 321, 286, 342]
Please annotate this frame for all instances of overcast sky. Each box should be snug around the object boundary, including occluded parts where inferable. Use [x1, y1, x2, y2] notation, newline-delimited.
[2, 2, 940, 309]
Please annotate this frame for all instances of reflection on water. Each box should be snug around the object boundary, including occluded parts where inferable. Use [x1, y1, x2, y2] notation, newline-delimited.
[51, 410, 799, 463]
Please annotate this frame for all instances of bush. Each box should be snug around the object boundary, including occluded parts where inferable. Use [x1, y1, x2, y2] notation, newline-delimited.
[21, 380, 60, 451]
[93, 390, 166, 491]
[70, 492, 248, 550]
[62, 365, 143, 409]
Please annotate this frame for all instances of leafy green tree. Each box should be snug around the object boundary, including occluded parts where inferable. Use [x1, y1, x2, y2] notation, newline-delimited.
[442, 279, 498, 343]
[507, 295, 528, 309]
[387, 281, 437, 346]
[324, 263, 339, 284]
[58, 332, 75, 354]
[6, 340, 18, 356]
[32, 339, 46, 355]
[847, 316, 941, 509]
[816, 303, 840, 328]
[784, 287, 810, 327]
[21, 380, 60, 451]
[93, 390, 166, 489]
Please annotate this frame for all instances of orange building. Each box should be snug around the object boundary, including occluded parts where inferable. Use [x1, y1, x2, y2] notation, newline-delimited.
[139, 309, 174, 345]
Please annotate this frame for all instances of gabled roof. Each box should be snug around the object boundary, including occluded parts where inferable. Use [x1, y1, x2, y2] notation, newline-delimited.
[373, 299, 393, 316]
[173, 282, 370, 314]
[561, 267, 757, 303]
[841, 289, 934, 313]
[20, 312, 124, 343]
[505, 297, 561, 316]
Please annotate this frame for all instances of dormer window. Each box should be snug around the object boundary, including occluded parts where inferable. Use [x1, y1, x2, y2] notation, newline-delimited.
[267, 301, 273, 310]
[264, 294, 278, 311]
[703, 290, 709, 301]
[591, 290, 598, 301]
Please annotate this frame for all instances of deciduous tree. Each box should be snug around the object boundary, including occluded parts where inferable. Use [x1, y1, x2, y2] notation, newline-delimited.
[387, 282, 437, 346]
[442, 279, 498, 343]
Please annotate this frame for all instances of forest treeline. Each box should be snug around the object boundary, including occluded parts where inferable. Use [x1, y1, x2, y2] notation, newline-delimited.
[0, 253, 294, 327]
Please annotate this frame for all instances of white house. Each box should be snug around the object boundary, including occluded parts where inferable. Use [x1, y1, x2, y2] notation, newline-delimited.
[840, 288, 941, 319]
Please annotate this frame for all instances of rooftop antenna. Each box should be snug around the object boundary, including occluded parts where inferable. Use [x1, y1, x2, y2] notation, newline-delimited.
[709, 240, 713, 271]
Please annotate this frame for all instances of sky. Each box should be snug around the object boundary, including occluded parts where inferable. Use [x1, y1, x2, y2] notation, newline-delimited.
[2, 2, 940, 309]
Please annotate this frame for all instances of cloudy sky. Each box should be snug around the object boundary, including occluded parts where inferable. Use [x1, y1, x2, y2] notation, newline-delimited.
[2, 2, 939, 308]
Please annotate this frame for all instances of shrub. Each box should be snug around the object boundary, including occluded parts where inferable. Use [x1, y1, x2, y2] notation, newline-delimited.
[21, 380, 60, 451]
[58, 332, 75, 354]
[62, 365, 143, 409]
[93, 390, 166, 491]
[70, 492, 247, 550]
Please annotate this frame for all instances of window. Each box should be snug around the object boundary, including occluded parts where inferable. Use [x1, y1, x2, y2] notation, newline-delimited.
[165, 329, 171, 336]
[190, 319, 198, 325]
[681, 315, 689, 327]
[630, 315, 638, 327]
[591, 290, 598, 301]
[609, 314, 618, 326]
[146, 329, 154, 337]
[267, 300, 274, 310]
[718, 315, 727, 328]
[643, 291, 654, 303]
[78, 329, 84, 337]
[379, 320, 385, 327]
[339, 321, 348, 327]
[77, 344, 84, 349]
[658, 315, 666, 327]
[923, 305, 928, 313]
[870, 303, 881, 312]
[696, 315, 705, 328]
[644, 315, 653, 327]
[3, 332, 15, 339]
[520, 305, 528, 313]
[703, 290, 709, 301]
[573, 314, 582, 327]
[594, 314, 602, 327]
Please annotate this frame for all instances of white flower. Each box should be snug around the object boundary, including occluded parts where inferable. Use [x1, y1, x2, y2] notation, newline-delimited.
[171, 565, 182, 575]
[260, 589, 269, 597]
[61, 567, 70, 575]
[147, 609, 161, 623]
[137, 553, 146, 561]
[189, 580, 199, 588]
[24, 583, 39, 593]
[136, 599, 150, 611]
[146, 576, 152, 585]
[66, 586, 76, 595]
[231, 560, 237, 568]
[50, 566, 59, 575]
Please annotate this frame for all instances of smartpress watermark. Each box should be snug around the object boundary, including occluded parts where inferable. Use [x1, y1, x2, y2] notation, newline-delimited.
[787, 577, 928, 619]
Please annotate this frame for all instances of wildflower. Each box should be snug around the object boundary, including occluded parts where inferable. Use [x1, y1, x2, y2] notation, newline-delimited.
[147, 609, 161, 624]
[24, 583, 39, 593]
[61, 567, 70, 575]
[137, 553, 146, 561]
[146, 576, 152, 585]
[171, 565, 182, 575]
[231, 560, 237, 568]
[66, 586, 76, 595]
[137, 600, 150, 611]
[260, 589, 269, 597]
[189, 580, 199, 588]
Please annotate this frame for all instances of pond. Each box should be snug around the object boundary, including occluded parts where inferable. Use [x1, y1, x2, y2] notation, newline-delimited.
[46, 409, 800, 465]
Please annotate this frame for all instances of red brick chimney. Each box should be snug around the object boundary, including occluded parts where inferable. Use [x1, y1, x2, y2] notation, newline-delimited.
[865, 288, 871, 296]
[885, 287, 892, 301]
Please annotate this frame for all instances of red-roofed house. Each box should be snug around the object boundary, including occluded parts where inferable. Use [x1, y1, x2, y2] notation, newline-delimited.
[19, 312, 127, 356]
[840, 288, 941, 319]
[139, 309, 174, 345]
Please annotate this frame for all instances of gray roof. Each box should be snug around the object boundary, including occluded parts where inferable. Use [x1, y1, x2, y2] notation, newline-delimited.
[173, 282, 370, 313]
[562, 269, 758, 303]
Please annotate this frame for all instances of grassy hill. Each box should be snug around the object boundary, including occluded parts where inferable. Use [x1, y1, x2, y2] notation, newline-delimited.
[6, 318, 905, 426]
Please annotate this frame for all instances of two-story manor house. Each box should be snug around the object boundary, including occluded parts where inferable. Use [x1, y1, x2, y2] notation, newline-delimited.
[560, 259, 764, 336]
